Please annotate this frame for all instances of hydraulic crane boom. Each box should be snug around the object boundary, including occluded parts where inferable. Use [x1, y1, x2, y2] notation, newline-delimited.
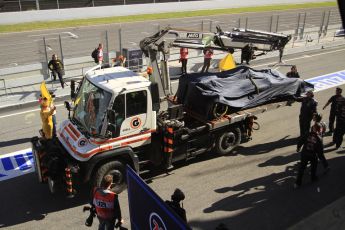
[139, 26, 291, 112]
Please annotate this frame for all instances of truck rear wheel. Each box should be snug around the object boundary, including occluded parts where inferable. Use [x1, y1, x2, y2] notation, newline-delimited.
[215, 128, 241, 155]
[93, 161, 126, 194]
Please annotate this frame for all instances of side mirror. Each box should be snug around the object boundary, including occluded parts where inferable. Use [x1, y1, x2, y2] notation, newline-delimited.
[65, 101, 72, 119]
[106, 124, 117, 138]
[107, 109, 116, 124]
[64, 101, 71, 111]
[70, 80, 76, 100]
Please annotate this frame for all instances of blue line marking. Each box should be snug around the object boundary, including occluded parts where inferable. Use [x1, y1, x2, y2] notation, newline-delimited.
[305, 71, 345, 90]
[26, 152, 34, 164]
[14, 154, 31, 171]
[1, 157, 14, 171]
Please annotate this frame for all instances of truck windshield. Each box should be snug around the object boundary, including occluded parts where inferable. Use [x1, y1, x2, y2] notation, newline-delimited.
[73, 78, 112, 136]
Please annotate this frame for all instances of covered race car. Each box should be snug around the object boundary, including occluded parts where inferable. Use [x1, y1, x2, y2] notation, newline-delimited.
[176, 66, 314, 120]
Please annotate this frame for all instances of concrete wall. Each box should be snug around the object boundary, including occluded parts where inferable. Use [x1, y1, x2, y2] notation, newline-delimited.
[0, 0, 334, 25]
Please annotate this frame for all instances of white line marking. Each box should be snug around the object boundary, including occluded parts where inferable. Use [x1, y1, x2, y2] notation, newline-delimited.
[0, 148, 32, 159]
[0, 103, 64, 119]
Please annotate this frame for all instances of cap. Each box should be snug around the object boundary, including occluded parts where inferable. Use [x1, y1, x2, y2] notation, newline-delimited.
[171, 188, 185, 202]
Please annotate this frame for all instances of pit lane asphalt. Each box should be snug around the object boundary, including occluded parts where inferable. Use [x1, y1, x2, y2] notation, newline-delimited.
[0, 45, 345, 229]
[0, 6, 340, 68]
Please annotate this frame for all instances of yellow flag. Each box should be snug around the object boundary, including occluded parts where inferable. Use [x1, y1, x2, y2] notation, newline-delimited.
[219, 53, 236, 71]
[40, 81, 52, 104]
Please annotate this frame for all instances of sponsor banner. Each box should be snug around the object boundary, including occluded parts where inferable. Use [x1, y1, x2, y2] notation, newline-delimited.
[126, 166, 190, 230]
[305, 70, 345, 92]
[0, 148, 34, 182]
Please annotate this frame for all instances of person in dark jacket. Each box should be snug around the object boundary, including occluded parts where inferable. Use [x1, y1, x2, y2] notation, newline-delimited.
[334, 96, 345, 149]
[92, 175, 123, 230]
[322, 87, 343, 134]
[240, 44, 254, 65]
[296, 90, 318, 151]
[48, 54, 65, 88]
[286, 65, 300, 78]
[165, 188, 187, 222]
[295, 130, 323, 188]
[201, 48, 214, 73]
[311, 115, 330, 173]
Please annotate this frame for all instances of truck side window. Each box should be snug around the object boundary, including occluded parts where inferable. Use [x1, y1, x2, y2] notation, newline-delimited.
[126, 90, 147, 117]
[113, 94, 125, 127]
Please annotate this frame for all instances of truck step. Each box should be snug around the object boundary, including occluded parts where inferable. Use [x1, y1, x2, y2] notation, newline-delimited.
[139, 169, 151, 175]
[139, 160, 151, 165]
[188, 147, 208, 159]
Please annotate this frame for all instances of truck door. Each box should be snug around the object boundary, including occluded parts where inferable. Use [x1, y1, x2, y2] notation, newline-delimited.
[119, 90, 152, 138]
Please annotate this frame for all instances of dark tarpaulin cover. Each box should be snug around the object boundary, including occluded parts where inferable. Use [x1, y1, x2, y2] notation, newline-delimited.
[176, 66, 314, 119]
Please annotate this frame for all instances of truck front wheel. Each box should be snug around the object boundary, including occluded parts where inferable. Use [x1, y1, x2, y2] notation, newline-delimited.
[215, 128, 241, 155]
[93, 161, 126, 194]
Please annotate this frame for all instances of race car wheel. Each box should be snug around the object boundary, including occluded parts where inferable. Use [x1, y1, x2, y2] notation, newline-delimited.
[215, 128, 241, 155]
[93, 160, 126, 194]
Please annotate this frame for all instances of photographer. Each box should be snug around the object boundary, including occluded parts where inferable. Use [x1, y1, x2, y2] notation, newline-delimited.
[165, 188, 187, 222]
[92, 175, 123, 230]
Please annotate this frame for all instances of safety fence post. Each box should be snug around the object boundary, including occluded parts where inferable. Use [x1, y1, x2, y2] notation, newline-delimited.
[57, 0, 59, 9]
[35, 0, 40, 10]
[58, 34, 64, 64]
[119, 28, 122, 55]
[295, 13, 301, 40]
[0, 79, 8, 97]
[237, 18, 241, 28]
[18, 0, 22, 11]
[323, 10, 331, 36]
[201, 20, 204, 31]
[65, 167, 75, 198]
[318, 11, 326, 43]
[43, 37, 50, 80]
[245, 17, 248, 29]
[105, 30, 109, 65]
[300, 12, 306, 40]
[275, 15, 280, 32]
[92, 0, 95, 7]
[209, 20, 213, 32]
[269, 15, 273, 32]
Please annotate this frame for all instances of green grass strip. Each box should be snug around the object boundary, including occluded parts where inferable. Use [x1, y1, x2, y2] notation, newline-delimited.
[0, 1, 336, 33]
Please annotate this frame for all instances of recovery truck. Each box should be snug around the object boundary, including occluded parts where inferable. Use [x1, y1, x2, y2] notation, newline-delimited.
[31, 26, 294, 195]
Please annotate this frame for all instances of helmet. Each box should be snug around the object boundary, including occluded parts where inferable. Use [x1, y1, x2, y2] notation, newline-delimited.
[171, 188, 185, 202]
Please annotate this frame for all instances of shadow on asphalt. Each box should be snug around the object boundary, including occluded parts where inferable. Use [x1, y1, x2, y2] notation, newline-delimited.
[0, 173, 90, 228]
[232, 135, 299, 156]
[188, 155, 345, 230]
[0, 137, 32, 148]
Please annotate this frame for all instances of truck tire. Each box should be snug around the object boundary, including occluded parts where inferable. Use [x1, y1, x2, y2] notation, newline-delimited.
[215, 128, 241, 155]
[93, 161, 126, 194]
